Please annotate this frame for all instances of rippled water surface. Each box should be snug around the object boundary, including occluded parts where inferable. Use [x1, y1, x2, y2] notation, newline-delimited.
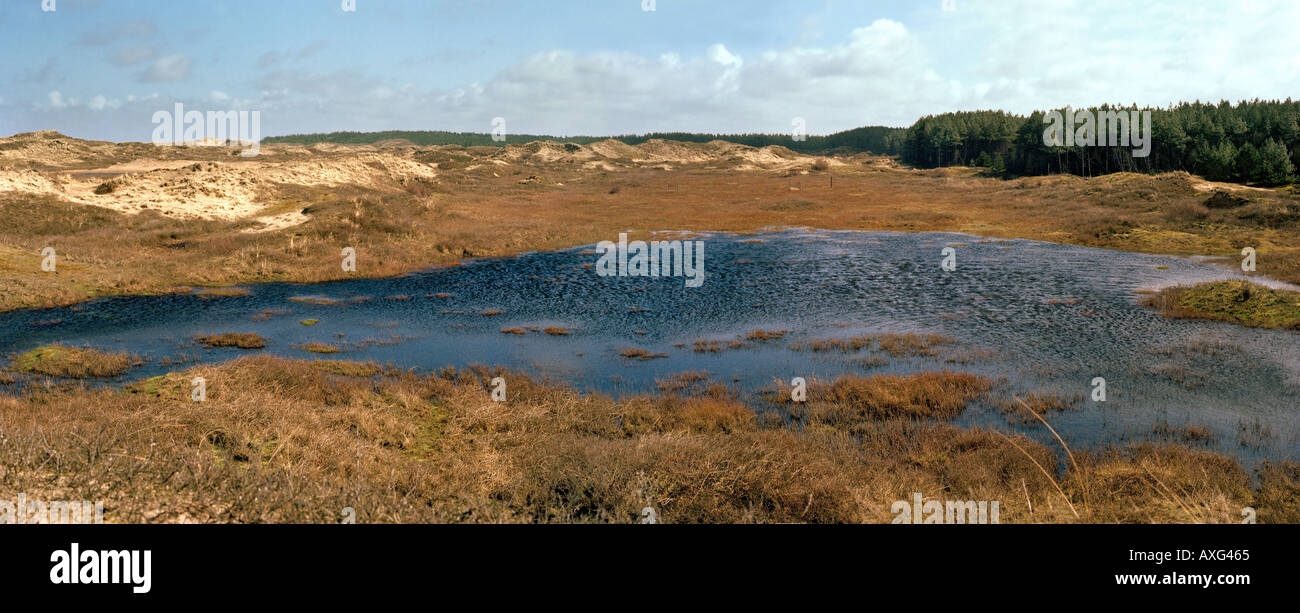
[2, 230, 1296, 463]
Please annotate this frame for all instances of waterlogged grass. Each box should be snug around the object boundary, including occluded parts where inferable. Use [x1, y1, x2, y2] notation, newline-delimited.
[197, 287, 252, 298]
[1142, 280, 1300, 329]
[0, 356, 1292, 523]
[195, 332, 267, 349]
[619, 346, 667, 360]
[10, 344, 139, 378]
[790, 333, 957, 357]
[743, 329, 790, 341]
[812, 371, 994, 422]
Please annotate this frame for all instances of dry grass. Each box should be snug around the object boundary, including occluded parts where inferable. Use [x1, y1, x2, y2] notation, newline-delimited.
[993, 391, 1082, 424]
[811, 372, 994, 422]
[250, 308, 290, 321]
[8, 344, 139, 378]
[619, 347, 667, 360]
[790, 333, 956, 357]
[875, 333, 957, 357]
[790, 336, 873, 352]
[744, 329, 790, 341]
[692, 339, 750, 352]
[196, 287, 252, 298]
[0, 356, 1289, 523]
[297, 342, 341, 354]
[655, 370, 711, 394]
[542, 326, 571, 336]
[311, 360, 384, 377]
[1254, 462, 1300, 523]
[765, 372, 995, 433]
[195, 332, 267, 349]
[0, 358, 1289, 522]
[1151, 419, 1217, 444]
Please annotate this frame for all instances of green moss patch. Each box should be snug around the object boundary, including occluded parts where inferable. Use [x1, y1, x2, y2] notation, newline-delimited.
[11, 345, 139, 378]
[1142, 280, 1300, 329]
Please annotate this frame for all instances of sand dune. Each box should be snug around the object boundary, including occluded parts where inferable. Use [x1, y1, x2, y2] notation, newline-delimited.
[0, 131, 839, 229]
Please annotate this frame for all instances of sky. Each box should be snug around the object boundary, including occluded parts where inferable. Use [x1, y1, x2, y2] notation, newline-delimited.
[1, 0, 1297, 141]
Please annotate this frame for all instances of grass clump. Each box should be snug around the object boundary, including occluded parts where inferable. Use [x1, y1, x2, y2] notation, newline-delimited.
[300, 319, 319, 326]
[993, 391, 1081, 424]
[312, 360, 382, 377]
[822, 371, 993, 420]
[1141, 280, 1300, 329]
[619, 347, 667, 360]
[744, 329, 790, 341]
[692, 339, 750, 352]
[298, 343, 341, 354]
[656, 371, 710, 394]
[1151, 419, 1216, 444]
[790, 333, 956, 357]
[11, 345, 139, 378]
[195, 332, 267, 349]
[783, 372, 994, 428]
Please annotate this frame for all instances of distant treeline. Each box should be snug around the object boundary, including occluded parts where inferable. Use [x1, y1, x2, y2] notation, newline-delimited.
[265, 100, 1300, 186]
[901, 100, 1300, 185]
[262, 125, 905, 156]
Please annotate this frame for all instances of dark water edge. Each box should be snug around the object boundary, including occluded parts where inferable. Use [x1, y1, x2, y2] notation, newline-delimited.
[1, 229, 1297, 465]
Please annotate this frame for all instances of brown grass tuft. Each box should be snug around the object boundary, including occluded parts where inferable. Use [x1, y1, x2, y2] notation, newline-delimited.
[297, 342, 341, 354]
[619, 347, 667, 360]
[10, 345, 139, 378]
[195, 332, 267, 349]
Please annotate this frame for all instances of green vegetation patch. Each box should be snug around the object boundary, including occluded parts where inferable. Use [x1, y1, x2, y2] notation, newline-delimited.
[11, 345, 139, 378]
[1144, 280, 1300, 329]
[195, 332, 267, 349]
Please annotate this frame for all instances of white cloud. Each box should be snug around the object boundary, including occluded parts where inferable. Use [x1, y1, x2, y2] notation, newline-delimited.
[87, 94, 120, 111]
[14, 1, 1300, 140]
[136, 54, 193, 83]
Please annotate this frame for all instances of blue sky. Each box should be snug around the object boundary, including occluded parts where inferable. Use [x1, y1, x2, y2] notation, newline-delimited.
[1, 0, 1297, 141]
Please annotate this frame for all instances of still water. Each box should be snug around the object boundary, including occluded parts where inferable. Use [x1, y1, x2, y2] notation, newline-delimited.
[2, 230, 1296, 463]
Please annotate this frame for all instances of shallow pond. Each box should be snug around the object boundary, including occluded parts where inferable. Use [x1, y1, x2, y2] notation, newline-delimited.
[1, 230, 1296, 463]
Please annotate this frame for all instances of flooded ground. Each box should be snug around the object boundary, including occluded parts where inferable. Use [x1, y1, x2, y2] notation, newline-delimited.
[2, 230, 1296, 463]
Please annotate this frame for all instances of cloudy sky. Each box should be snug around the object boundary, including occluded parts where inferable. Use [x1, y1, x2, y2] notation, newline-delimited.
[1, 0, 1297, 141]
